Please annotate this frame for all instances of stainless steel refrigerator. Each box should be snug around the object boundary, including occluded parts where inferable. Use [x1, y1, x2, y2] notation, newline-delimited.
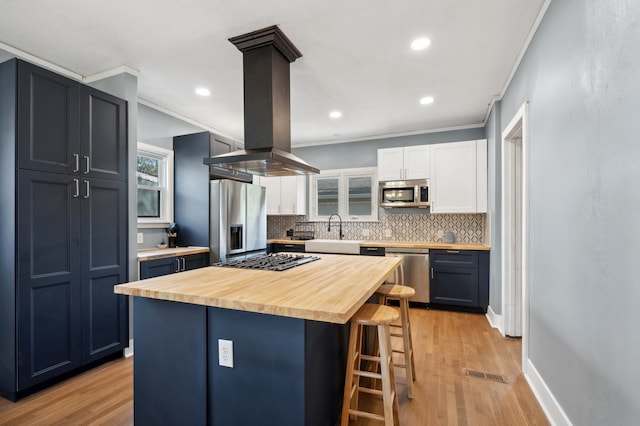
[210, 179, 266, 262]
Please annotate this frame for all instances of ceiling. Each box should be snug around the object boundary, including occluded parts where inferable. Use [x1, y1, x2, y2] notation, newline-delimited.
[0, 0, 546, 146]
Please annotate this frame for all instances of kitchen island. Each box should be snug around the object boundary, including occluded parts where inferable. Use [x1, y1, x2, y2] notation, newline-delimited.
[114, 253, 401, 426]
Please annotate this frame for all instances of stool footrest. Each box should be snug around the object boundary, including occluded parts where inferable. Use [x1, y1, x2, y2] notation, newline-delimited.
[360, 354, 379, 362]
[349, 409, 384, 422]
[354, 370, 382, 379]
[357, 386, 383, 397]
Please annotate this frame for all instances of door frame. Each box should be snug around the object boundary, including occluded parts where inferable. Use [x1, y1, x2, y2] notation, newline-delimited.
[501, 102, 530, 370]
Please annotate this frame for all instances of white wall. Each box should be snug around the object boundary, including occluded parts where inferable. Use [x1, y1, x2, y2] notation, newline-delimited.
[496, 0, 640, 423]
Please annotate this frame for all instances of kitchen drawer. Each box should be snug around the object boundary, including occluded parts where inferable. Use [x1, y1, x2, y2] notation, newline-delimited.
[359, 246, 385, 256]
[272, 243, 306, 253]
[140, 252, 209, 279]
[430, 249, 478, 268]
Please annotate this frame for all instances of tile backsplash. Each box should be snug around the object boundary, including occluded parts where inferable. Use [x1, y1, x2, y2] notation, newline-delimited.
[268, 213, 487, 244]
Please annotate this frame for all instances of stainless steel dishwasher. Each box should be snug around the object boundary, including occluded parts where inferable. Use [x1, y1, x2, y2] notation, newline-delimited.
[385, 247, 430, 303]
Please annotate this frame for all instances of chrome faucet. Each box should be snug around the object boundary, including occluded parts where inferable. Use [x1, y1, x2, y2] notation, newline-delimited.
[328, 214, 344, 240]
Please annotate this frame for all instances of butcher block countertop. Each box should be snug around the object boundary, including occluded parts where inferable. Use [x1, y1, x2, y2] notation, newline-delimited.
[268, 239, 490, 251]
[115, 253, 401, 324]
[137, 246, 210, 261]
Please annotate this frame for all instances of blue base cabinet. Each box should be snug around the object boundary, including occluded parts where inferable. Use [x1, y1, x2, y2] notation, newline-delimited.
[430, 249, 489, 312]
[133, 298, 348, 426]
[140, 253, 209, 279]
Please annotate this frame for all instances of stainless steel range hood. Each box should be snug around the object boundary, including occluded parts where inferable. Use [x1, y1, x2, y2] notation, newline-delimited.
[203, 25, 319, 177]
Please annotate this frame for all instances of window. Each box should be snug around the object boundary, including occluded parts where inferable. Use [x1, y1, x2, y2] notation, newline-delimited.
[309, 167, 378, 221]
[137, 142, 174, 227]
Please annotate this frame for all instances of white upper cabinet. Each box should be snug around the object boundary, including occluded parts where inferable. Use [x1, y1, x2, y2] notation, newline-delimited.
[377, 145, 430, 181]
[257, 175, 307, 215]
[430, 139, 487, 213]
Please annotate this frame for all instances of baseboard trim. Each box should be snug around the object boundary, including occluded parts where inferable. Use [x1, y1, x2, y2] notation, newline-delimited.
[124, 338, 134, 358]
[485, 305, 504, 335]
[524, 359, 573, 426]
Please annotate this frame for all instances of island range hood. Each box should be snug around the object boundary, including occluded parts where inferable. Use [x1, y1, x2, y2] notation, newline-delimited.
[203, 25, 319, 177]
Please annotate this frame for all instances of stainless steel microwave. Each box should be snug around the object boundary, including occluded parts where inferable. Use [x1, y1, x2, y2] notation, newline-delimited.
[379, 179, 430, 208]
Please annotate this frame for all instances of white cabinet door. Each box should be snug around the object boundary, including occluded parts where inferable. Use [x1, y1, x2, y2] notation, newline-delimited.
[475, 139, 488, 213]
[260, 176, 307, 215]
[261, 176, 282, 215]
[378, 146, 430, 181]
[404, 145, 430, 179]
[377, 147, 404, 181]
[279, 176, 307, 215]
[430, 140, 477, 213]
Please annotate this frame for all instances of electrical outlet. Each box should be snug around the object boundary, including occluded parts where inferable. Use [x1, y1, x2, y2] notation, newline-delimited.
[362, 229, 370, 237]
[384, 229, 392, 238]
[137, 233, 144, 244]
[218, 339, 234, 368]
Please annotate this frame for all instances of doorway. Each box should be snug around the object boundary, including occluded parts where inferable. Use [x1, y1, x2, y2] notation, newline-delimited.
[501, 102, 529, 368]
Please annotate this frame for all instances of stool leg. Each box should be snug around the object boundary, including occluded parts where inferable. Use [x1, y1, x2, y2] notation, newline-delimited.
[378, 323, 399, 425]
[404, 299, 416, 382]
[400, 298, 415, 398]
[352, 323, 363, 419]
[341, 322, 359, 426]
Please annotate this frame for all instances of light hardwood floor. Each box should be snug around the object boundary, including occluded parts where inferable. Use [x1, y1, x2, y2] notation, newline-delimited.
[0, 309, 549, 425]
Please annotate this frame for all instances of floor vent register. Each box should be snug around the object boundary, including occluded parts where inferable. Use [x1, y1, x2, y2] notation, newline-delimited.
[464, 369, 507, 384]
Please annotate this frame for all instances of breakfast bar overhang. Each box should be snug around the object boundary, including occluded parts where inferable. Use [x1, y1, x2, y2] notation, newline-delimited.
[115, 253, 401, 426]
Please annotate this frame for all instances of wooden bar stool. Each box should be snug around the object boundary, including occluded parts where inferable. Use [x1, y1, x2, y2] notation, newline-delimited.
[376, 284, 416, 399]
[341, 304, 400, 426]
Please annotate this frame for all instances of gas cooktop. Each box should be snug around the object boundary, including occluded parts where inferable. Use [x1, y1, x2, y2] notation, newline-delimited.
[213, 253, 320, 271]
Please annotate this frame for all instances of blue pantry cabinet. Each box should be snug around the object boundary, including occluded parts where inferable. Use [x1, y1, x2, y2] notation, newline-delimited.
[0, 58, 129, 400]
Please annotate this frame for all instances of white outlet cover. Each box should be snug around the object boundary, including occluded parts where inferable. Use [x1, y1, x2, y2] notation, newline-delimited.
[218, 339, 234, 368]
[137, 232, 144, 244]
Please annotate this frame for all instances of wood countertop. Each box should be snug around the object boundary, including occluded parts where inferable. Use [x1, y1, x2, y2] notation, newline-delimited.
[137, 246, 210, 261]
[268, 239, 490, 251]
[115, 253, 401, 324]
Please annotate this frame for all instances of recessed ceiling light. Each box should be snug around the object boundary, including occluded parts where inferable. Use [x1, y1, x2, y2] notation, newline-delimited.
[195, 87, 211, 96]
[329, 111, 342, 119]
[411, 37, 431, 51]
[419, 96, 435, 105]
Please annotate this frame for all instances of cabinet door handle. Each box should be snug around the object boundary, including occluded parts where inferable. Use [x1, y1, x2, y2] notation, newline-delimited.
[73, 154, 80, 173]
[404, 168, 408, 179]
[73, 179, 79, 198]
[431, 267, 434, 280]
[446, 250, 460, 254]
[175, 258, 181, 272]
[181, 257, 186, 271]
[399, 168, 403, 179]
[83, 180, 90, 198]
[83, 155, 90, 174]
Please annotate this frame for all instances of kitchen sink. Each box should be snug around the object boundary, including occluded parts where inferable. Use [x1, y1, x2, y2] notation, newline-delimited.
[304, 239, 362, 255]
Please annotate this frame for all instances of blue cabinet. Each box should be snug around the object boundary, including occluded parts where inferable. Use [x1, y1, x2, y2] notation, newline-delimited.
[430, 249, 489, 312]
[1, 58, 128, 400]
[271, 243, 306, 253]
[140, 253, 209, 280]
